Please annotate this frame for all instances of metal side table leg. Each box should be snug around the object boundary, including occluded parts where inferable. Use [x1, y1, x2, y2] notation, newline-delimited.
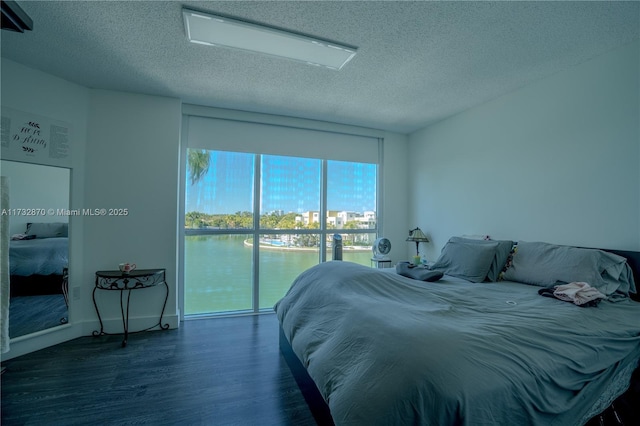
[92, 286, 105, 337]
[120, 289, 133, 347]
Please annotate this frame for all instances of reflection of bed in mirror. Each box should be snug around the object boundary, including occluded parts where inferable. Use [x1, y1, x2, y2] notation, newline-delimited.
[1, 160, 70, 339]
[9, 231, 69, 337]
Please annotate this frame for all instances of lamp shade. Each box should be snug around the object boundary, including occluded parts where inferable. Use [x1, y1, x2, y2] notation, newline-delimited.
[406, 227, 429, 257]
[406, 227, 429, 242]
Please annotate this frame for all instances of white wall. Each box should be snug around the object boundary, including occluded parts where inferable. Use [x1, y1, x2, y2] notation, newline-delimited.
[381, 132, 411, 262]
[1, 58, 89, 360]
[83, 90, 181, 334]
[409, 40, 640, 261]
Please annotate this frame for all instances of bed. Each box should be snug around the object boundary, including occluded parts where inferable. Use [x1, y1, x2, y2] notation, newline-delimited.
[275, 239, 640, 426]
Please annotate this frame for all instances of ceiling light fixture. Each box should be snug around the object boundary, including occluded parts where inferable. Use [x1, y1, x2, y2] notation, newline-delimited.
[182, 9, 357, 70]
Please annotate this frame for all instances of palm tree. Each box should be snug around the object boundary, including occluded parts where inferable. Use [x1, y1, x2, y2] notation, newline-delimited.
[187, 149, 210, 185]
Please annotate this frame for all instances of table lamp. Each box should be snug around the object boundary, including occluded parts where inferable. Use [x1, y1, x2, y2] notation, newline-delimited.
[406, 227, 429, 264]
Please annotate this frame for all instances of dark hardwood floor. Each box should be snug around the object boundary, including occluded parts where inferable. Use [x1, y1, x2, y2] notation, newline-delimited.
[1, 314, 317, 426]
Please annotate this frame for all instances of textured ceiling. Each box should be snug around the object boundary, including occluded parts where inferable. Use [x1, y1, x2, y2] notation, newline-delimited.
[1, 1, 639, 134]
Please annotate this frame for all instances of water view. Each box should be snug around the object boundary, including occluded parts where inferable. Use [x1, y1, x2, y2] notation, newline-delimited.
[185, 235, 372, 315]
[184, 150, 378, 315]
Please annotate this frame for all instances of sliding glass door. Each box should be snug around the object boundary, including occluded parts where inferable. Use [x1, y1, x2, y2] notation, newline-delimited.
[257, 155, 321, 309]
[184, 151, 255, 315]
[183, 119, 379, 316]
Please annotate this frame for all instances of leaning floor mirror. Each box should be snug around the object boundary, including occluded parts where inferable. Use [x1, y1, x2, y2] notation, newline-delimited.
[1, 160, 70, 339]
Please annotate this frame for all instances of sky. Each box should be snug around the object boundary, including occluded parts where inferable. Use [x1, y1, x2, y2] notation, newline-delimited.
[185, 151, 376, 215]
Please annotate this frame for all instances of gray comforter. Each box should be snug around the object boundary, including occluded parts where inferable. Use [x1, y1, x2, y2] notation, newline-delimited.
[9, 237, 68, 276]
[275, 261, 640, 426]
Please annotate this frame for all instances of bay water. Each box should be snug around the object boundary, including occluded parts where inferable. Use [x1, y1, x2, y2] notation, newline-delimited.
[185, 235, 372, 315]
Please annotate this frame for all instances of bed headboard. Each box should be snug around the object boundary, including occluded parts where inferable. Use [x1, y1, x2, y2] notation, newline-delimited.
[603, 248, 640, 302]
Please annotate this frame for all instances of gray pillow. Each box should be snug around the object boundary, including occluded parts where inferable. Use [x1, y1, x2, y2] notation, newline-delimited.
[25, 222, 68, 238]
[396, 263, 443, 282]
[501, 241, 633, 298]
[429, 240, 498, 283]
[448, 237, 513, 282]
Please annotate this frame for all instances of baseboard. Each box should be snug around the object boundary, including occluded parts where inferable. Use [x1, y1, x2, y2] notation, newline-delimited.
[1, 322, 82, 361]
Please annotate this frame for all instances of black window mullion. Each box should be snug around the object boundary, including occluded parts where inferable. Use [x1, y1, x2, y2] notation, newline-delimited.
[252, 154, 260, 313]
[320, 159, 328, 263]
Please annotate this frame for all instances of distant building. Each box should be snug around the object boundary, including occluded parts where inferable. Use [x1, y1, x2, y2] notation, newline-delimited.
[299, 211, 320, 225]
[297, 210, 376, 229]
[356, 211, 376, 228]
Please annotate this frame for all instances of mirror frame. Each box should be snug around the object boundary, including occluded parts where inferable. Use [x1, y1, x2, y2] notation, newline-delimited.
[1, 160, 71, 340]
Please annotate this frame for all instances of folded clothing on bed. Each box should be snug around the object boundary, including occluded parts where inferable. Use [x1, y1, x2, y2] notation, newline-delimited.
[396, 263, 443, 282]
[538, 281, 606, 307]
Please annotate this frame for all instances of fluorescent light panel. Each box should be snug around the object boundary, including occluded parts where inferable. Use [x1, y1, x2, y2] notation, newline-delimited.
[183, 9, 357, 70]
